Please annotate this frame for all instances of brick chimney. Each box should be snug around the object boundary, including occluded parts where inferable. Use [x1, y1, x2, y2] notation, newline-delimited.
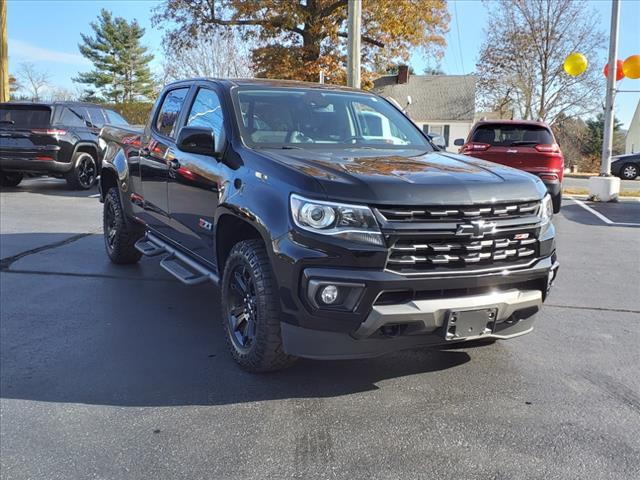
[397, 65, 410, 84]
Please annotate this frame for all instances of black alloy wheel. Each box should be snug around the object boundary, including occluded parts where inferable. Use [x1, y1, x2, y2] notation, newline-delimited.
[104, 199, 118, 252]
[226, 264, 258, 352]
[76, 154, 97, 188]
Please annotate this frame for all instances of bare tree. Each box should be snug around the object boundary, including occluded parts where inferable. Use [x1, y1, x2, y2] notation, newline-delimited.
[48, 87, 77, 102]
[16, 62, 51, 101]
[162, 29, 253, 84]
[476, 0, 604, 124]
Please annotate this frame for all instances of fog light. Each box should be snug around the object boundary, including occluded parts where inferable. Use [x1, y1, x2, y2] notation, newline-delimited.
[320, 285, 339, 304]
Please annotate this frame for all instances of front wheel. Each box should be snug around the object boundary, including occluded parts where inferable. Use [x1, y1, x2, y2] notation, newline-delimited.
[65, 152, 97, 190]
[621, 163, 638, 180]
[221, 239, 296, 372]
[0, 171, 24, 187]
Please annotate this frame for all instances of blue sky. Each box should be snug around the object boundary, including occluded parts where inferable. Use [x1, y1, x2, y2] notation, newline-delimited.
[7, 0, 640, 127]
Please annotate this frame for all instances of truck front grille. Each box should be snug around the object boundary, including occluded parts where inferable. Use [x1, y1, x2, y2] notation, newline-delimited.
[377, 201, 539, 223]
[387, 232, 538, 273]
[375, 200, 542, 275]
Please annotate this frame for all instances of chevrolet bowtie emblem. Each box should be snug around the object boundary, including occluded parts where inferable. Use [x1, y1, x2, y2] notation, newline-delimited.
[456, 220, 497, 238]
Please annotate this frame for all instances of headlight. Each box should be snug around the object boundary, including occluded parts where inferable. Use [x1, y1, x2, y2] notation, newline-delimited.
[539, 194, 553, 224]
[290, 194, 384, 246]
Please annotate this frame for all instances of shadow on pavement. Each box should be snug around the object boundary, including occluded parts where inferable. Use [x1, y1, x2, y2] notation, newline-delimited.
[1, 177, 98, 198]
[1, 231, 472, 407]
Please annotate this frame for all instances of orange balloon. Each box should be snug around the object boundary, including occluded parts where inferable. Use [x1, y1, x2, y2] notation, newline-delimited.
[622, 55, 640, 79]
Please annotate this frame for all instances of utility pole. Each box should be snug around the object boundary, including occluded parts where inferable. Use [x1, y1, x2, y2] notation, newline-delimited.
[589, 0, 621, 201]
[347, 0, 361, 89]
[0, 0, 9, 102]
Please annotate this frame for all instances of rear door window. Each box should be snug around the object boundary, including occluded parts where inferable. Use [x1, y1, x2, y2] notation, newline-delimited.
[85, 107, 106, 128]
[154, 88, 189, 138]
[0, 105, 51, 129]
[472, 124, 553, 146]
[58, 106, 90, 127]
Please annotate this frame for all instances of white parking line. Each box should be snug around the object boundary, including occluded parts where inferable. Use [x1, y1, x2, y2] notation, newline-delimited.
[568, 197, 640, 227]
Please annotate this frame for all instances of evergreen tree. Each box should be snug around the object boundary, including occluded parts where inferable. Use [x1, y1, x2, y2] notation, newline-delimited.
[75, 9, 155, 103]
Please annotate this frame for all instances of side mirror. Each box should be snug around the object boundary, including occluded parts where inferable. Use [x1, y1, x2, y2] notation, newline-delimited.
[453, 138, 465, 147]
[428, 133, 446, 150]
[176, 126, 218, 157]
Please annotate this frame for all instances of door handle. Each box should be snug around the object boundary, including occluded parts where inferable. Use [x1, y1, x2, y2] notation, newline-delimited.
[168, 159, 181, 170]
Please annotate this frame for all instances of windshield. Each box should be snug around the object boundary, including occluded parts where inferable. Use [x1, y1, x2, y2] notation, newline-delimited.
[233, 87, 431, 150]
[471, 124, 554, 146]
[0, 105, 51, 129]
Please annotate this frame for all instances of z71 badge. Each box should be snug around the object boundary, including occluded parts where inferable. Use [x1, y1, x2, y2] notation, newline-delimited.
[198, 218, 213, 231]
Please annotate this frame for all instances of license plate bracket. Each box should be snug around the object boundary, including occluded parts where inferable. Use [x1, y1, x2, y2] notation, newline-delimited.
[444, 308, 497, 341]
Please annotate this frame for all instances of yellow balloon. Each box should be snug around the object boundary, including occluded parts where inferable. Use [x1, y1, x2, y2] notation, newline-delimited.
[622, 55, 640, 79]
[563, 53, 588, 76]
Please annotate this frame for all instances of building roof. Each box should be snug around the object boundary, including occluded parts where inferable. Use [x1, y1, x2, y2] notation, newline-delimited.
[372, 74, 477, 122]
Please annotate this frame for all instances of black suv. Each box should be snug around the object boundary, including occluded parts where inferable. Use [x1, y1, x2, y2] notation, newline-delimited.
[99, 79, 558, 372]
[0, 101, 129, 189]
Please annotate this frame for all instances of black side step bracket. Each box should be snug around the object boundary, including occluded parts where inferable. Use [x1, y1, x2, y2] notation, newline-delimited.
[135, 238, 166, 257]
[134, 234, 219, 286]
[160, 254, 209, 285]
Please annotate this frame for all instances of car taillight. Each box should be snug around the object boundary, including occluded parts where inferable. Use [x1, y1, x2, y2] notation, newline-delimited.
[539, 173, 559, 181]
[463, 143, 490, 152]
[534, 143, 560, 153]
[31, 129, 66, 135]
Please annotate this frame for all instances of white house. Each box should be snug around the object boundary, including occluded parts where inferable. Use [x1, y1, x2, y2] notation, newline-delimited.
[625, 100, 640, 154]
[372, 67, 477, 152]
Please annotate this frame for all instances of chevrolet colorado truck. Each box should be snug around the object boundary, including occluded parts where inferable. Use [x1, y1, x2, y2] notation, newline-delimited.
[98, 79, 559, 372]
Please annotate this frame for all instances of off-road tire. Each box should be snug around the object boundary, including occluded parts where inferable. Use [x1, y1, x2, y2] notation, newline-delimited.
[65, 151, 97, 190]
[103, 187, 143, 264]
[0, 172, 23, 187]
[221, 239, 297, 372]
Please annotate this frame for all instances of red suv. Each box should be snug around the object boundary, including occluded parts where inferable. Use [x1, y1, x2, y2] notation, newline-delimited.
[454, 120, 564, 212]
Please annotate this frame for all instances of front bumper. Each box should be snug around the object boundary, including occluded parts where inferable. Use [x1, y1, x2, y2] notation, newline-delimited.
[282, 288, 543, 360]
[279, 254, 559, 359]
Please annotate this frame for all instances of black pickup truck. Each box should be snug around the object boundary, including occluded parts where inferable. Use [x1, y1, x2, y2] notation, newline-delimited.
[0, 101, 129, 189]
[99, 78, 558, 372]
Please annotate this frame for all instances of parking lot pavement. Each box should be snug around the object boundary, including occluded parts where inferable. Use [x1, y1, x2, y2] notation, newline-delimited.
[1, 178, 639, 480]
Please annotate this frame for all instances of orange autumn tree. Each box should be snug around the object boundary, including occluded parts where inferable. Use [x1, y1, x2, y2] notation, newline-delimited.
[153, 0, 449, 87]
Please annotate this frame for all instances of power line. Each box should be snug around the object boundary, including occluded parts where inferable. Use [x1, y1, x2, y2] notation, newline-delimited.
[453, 0, 466, 73]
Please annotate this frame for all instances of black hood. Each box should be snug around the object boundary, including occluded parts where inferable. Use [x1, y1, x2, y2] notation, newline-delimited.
[261, 148, 547, 205]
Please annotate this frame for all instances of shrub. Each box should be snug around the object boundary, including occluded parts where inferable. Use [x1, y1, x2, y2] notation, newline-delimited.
[105, 102, 154, 125]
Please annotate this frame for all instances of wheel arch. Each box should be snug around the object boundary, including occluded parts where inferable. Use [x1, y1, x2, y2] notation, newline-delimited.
[215, 213, 268, 275]
[73, 142, 100, 163]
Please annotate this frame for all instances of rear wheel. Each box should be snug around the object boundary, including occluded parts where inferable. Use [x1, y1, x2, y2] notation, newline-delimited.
[552, 191, 562, 213]
[65, 152, 97, 190]
[221, 239, 296, 372]
[621, 163, 638, 180]
[0, 171, 23, 187]
[103, 187, 143, 264]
